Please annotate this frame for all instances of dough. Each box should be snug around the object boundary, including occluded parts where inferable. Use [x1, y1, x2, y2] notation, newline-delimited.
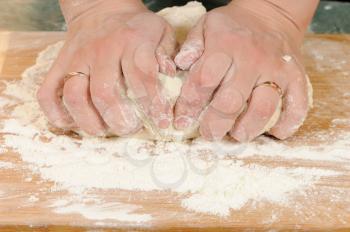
[127, 2, 206, 141]
[118, 2, 314, 141]
[129, 71, 200, 141]
[46, 2, 313, 141]
[157, 1, 207, 44]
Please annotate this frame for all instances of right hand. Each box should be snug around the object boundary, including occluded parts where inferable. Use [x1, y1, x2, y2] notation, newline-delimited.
[173, 3, 311, 142]
[37, 1, 177, 136]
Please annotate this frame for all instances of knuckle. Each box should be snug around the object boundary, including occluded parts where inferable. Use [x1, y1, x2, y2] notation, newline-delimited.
[63, 82, 83, 107]
[197, 53, 231, 89]
[124, 27, 140, 40]
[212, 88, 243, 114]
[253, 98, 277, 118]
[220, 32, 242, 44]
[219, 27, 253, 43]
[124, 26, 153, 43]
[92, 40, 110, 59]
[180, 84, 202, 106]
[90, 86, 116, 108]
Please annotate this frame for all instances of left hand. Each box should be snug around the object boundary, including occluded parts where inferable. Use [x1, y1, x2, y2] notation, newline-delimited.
[173, 3, 311, 142]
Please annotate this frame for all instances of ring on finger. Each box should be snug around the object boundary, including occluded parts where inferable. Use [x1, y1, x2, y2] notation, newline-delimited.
[64, 72, 89, 83]
[253, 81, 283, 98]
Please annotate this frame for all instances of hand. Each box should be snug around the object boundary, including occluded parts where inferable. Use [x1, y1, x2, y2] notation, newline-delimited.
[173, 2, 312, 142]
[37, 0, 177, 136]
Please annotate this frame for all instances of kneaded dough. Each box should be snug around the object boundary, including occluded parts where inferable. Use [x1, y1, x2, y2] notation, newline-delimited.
[126, 1, 314, 141]
[59, 2, 313, 141]
[129, 71, 200, 141]
[127, 2, 206, 141]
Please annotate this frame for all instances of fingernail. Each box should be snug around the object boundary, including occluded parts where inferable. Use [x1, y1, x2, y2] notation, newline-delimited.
[149, 98, 173, 129]
[199, 124, 213, 141]
[103, 103, 141, 136]
[95, 130, 107, 137]
[174, 116, 193, 130]
[157, 118, 171, 129]
[52, 118, 74, 129]
[199, 119, 229, 142]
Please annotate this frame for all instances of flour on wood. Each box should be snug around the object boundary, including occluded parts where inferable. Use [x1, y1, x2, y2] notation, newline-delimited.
[0, 1, 347, 223]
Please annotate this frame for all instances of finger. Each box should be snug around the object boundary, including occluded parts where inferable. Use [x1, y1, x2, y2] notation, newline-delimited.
[90, 52, 142, 136]
[122, 41, 172, 130]
[268, 66, 311, 139]
[230, 83, 282, 142]
[174, 52, 232, 130]
[63, 74, 107, 136]
[37, 46, 74, 128]
[174, 16, 205, 71]
[156, 24, 177, 76]
[198, 59, 260, 140]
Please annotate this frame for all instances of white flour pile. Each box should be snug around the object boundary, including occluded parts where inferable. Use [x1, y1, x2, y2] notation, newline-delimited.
[0, 1, 349, 224]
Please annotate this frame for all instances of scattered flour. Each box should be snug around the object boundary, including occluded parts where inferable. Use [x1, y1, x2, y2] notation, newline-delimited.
[28, 195, 39, 203]
[51, 198, 151, 223]
[0, 161, 14, 169]
[24, 177, 33, 182]
[332, 118, 350, 126]
[0, 39, 347, 218]
[0, 0, 349, 224]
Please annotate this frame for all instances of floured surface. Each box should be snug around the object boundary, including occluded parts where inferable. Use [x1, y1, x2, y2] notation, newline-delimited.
[0, 17, 350, 232]
[0, 34, 349, 230]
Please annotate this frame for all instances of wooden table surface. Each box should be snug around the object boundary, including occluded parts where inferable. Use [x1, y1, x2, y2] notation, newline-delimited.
[0, 32, 350, 231]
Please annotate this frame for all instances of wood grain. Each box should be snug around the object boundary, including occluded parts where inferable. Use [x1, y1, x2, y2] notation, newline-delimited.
[0, 32, 350, 231]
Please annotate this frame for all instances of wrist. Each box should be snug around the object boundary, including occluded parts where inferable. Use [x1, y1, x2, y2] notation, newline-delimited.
[60, 0, 146, 28]
[227, 0, 318, 46]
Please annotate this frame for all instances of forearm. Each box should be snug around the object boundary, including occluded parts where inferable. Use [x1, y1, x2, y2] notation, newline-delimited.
[262, 0, 319, 33]
[229, 0, 319, 45]
[59, 0, 145, 25]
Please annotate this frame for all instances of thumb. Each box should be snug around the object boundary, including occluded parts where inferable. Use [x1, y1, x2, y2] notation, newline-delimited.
[174, 16, 205, 71]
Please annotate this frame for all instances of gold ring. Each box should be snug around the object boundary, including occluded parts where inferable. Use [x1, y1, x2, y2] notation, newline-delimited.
[253, 81, 283, 97]
[64, 72, 89, 82]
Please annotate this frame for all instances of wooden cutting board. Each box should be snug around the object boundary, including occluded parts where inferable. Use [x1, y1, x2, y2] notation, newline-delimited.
[0, 32, 350, 232]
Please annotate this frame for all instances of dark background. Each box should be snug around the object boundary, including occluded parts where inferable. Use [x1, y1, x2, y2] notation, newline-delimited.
[0, 0, 349, 33]
[144, 0, 350, 11]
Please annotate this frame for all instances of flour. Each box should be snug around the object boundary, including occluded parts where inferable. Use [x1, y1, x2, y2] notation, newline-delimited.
[157, 1, 206, 44]
[0, 67, 346, 219]
[27, 195, 39, 203]
[51, 198, 151, 222]
[0, 1, 349, 224]
[129, 71, 200, 141]
[0, 161, 14, 169]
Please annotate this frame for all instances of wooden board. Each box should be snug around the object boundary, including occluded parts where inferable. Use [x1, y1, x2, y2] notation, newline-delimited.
[0, 32, 350, 231]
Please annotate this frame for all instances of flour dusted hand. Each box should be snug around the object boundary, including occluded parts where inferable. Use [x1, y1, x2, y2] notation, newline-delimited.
[37, 0, 316, 142]
[174, 0, 317, 141]
[37, 0, 177, 136]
